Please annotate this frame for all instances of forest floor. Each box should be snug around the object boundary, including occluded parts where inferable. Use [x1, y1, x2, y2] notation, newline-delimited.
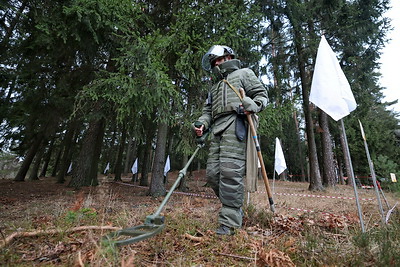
[1, 171, 399, 266]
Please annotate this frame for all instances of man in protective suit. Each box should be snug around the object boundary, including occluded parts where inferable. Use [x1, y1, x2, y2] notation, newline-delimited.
[193, 45, 269, 235]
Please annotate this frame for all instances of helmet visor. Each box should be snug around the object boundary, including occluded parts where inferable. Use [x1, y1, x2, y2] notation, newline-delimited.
[201, 45, 226, 71]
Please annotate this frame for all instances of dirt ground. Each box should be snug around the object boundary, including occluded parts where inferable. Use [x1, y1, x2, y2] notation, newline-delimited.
[1, 171, 399, 265]
[1, 171, 397, 230]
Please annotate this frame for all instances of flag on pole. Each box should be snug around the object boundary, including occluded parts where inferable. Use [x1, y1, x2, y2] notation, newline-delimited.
[131, 158, 138, 174]
[310, 35, 357, 121]
[390, 173, 397, 183]
[67, 162, 72, 173]
[164, 155, 170, 176]
[104, 162, 110, 174]
[274, 137, 287, 175]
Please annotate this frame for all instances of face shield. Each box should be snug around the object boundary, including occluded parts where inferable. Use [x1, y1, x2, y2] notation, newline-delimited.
[201, 45, 234, 71]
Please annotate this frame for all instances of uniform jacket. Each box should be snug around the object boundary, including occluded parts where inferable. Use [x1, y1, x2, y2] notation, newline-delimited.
[198, 59, 268, 135]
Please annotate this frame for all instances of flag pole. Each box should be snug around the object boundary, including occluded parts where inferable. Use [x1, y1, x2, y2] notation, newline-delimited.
[272, 170, 276, 195]
[340, 119, 365, 232]
[359, 120, 386, 224]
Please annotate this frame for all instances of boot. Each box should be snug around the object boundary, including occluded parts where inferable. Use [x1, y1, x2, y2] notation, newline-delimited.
[215, 224, 235, 235]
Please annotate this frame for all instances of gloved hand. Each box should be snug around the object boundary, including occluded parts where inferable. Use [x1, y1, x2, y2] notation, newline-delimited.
[242, 96, 260, 113]
[193, 121, 204, 137]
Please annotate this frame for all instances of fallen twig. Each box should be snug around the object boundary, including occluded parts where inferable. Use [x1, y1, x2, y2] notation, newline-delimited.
[77, 251, 84, 267]
[218, 252, 254, 261]
[0, 225, 120, 249]
[183, 233, 206, 242]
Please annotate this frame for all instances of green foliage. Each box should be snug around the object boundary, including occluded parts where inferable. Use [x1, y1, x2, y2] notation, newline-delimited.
[64, 208, 98, 224]
[1, 0, 398, 188]
[374, 155, 399, 178]
[352, 216, 400, 266]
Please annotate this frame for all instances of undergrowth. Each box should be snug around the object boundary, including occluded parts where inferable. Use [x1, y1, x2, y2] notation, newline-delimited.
[1, 184, 400, 266]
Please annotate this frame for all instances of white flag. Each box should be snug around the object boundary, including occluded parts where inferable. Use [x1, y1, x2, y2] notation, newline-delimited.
[131, 158, 138, 174]
[164, 155, 170, 176]
[274, 137, 287, 175]
[104, 162, 110, 174]
[67, 162, 72, 173]
[310, 35, 357, 121]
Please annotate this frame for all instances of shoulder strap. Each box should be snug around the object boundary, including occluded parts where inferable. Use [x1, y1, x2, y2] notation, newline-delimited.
[222, 79, 243, 100]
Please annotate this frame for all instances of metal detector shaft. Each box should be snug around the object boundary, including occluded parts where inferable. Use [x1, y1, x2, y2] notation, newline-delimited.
[103, 133, 208, 246]
[153, 146, 201, 217]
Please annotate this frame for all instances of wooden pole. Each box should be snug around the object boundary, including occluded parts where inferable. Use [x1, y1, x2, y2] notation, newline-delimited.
[239, 89, 275, 212]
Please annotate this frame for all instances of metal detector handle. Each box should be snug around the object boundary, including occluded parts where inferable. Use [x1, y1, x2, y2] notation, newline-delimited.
[194, 122, 211, 145]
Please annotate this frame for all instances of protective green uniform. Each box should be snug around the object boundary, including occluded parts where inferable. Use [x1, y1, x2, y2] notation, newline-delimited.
[196, 59, 268, 229]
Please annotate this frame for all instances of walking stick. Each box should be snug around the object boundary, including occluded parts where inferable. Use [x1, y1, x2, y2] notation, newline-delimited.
[223, 79, 275, 212]
[239, 89, 275, 212]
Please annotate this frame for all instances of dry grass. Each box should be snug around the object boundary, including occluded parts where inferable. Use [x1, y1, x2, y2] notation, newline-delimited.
[1, 173, 400, 266]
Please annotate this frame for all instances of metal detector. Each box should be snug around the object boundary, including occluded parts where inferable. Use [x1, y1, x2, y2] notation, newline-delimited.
[103, 129, 209, 246]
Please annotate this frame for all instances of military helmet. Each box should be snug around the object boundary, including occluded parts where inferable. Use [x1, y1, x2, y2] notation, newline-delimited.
[201, 45, 235, 71]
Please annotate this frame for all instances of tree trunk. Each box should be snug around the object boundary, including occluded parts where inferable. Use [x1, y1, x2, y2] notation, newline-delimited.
[293, 110, 307, 182]
[131, 144, 141, 183]
[319, 110, 336, 187]
[14, 135, 43, 181]
[294, 37, 323, 191]
[179, 155, 188, 191]
[57, 121, 78, 183]
[51, 148, 62, 177]
[107, 119, 118, 173]
[336, 152, 345, 185]
[139, 115, 156, 186]
[140, 144, 152, 187]
[286, 0, 323, 191]
[150, 122, 168, 197]
[114, 123, 127, 181]
[68, 117, 105, 188]
[123, 138, 135, 175]
[339, 122, 353, 186]
[28, 142, 46, 180]
[40, 138, 55, 177]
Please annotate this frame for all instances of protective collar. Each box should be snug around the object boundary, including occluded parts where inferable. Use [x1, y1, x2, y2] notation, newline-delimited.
[211, 59, 241, 80]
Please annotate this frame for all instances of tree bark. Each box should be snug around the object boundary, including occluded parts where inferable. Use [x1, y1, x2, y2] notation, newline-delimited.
[293, 110, 307, 182]
[14, 135, 43, 181]
[139, 115, 156, 186]
[68, 117, 105, 188]
[339, 122, 353, 186]
[114, 123, 127, 181]
[57, 121, 78, 183]
[285, 2, 323, 191]
[51, 147, 62, 177]
[319, 110, 336, 187]
[294, 42, 323, 191]
[40, 138, 55, 177]
[28, 142, 46, 180]
[123, 138, 134, 175]
[150, 122, 168, 197]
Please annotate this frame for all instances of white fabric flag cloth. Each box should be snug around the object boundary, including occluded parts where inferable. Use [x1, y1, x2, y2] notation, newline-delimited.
[310, 35, 357, 121]
[131, 158, 138, 174]
[274, 137, 287, 175]
[67, 162, 72, 173]
[104, 162, 110, 174]
[164, 155, 170, 176]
